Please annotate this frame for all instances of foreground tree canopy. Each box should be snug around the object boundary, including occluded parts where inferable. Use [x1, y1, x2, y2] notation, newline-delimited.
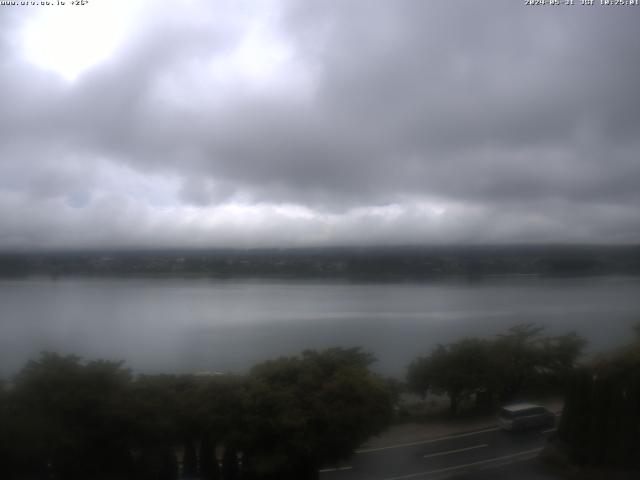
[556, 324, 640, 470]
[407, 324, 586, 416]
[0, 348, 393, 480]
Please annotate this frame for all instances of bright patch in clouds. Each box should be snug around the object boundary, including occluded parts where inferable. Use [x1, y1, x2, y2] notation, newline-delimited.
[20, 0, 148, 81]
[211, 18, 303, 92]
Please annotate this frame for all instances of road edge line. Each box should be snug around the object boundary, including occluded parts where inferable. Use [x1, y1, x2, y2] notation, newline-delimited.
[356, 426, 500, 454]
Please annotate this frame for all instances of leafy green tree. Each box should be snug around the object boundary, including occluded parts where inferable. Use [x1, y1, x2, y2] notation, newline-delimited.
[186, 373, 246, 478]
[540, 331, 587, 380]
[241, 347, 393, 479]
[558, 326, 640, 469]
[0, 379, 15, 478]
[407, 324, 586, 414]
[492, 323, 545, 401]
[129, 375, 180, 446]
[493, 324, 587, 399]
[129, 374, 199, 479]
[9, 352, 134, 479]
[423, 339, 495, 416]
[193, 374, 247, 448]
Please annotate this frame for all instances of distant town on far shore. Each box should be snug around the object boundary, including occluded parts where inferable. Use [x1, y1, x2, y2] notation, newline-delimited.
[1, 245, 639, 279]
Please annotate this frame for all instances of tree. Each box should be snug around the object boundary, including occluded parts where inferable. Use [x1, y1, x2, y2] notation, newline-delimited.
[407, 324, 587, 415]
[540, 331, 587, 381]
[420, 339, 494, 416]
[129, 374, 195, 479]
[192, 373, 246, 478]
[557, 326, 640, 470]
[493, 323, 545, 402]
[9, 352, 134, 479]
[0, 379, 15, 478]
[241, 347, 393, 479]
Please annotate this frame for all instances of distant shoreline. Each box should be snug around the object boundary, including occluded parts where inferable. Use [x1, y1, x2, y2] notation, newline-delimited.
[1, 245, 639, 279]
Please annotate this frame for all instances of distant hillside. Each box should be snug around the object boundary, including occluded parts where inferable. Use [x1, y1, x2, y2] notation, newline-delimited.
[0, 245, 639, 279]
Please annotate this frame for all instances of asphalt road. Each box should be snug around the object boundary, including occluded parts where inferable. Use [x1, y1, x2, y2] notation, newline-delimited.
[319, 425, 561, 480]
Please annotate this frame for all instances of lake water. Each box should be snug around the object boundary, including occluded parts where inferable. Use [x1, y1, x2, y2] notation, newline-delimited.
[1, 276, 639, 378]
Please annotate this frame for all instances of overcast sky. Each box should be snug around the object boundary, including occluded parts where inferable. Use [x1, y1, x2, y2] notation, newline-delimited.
[0, 0, 638, 249]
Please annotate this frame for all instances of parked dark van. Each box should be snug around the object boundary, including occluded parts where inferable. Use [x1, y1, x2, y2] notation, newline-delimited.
[498, 403, 556, 431]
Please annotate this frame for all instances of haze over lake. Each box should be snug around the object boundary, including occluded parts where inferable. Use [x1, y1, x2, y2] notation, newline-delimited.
[1, 276, 638, 378]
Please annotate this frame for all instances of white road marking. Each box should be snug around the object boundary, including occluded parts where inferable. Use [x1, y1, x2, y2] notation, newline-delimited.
[423, 443, 488, 459]
[319, 466, 353, 473]
[356, 427, 501, 454]
[382, 447, 544, 480]
[542, 428, 557, 434]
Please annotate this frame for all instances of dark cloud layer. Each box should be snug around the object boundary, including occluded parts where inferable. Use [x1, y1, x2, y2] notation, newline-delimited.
[0, 0, 638, 248]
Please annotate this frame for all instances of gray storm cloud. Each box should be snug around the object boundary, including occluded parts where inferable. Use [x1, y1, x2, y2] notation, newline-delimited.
[0, 0, 638, 248]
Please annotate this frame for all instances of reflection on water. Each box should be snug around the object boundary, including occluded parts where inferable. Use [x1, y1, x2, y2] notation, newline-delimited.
[0, 276, 639, 377]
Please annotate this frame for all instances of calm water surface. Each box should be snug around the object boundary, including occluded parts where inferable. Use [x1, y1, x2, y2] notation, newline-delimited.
[1, 276, 639, 377]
